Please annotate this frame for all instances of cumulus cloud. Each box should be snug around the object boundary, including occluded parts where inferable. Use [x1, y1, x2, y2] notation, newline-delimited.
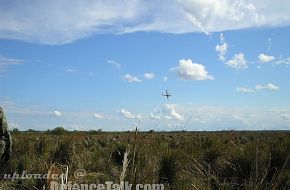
[1, 0, 290, 44]
[215, 33, 228, 62]
[255, 83, 279, 91]
[144, 73, 155, 80]
[53, 110, 62, 117]
[226, 53, 247, 70]
[149, 104, 184, 121]
[0, 54, 23, 72]
[163, 104, 184, 121]
[118, 109, 141, 120]
[122, 74, 142, 83]
[174, 59, 214, 80]
[236, 87, 255, 93]
[258, 53, 275, 63]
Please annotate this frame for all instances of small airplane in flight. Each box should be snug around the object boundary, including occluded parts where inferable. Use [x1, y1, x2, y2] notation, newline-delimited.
[162, 89, 171, 101]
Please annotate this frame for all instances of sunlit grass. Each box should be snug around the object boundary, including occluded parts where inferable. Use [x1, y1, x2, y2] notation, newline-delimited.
[0, 130, 289, 189]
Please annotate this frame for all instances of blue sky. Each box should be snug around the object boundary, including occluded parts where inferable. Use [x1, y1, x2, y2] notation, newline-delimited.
[0, 0, 290, 131]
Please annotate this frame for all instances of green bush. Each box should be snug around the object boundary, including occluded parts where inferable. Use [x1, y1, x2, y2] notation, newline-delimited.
[51, 126, 68, 135]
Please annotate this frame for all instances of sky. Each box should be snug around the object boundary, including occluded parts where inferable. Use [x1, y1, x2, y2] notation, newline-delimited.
[0, 0, 290, 131]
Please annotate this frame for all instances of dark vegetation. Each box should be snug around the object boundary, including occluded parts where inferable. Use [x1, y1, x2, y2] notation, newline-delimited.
[0, 128, 289, 189]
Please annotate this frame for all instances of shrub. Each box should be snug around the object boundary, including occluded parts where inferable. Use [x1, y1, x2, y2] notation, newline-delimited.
[11, 128, 20, 134]
[51, 127, 68, 135]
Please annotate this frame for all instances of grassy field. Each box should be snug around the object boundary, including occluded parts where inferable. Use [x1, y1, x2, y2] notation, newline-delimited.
[0, 129, 290, 189]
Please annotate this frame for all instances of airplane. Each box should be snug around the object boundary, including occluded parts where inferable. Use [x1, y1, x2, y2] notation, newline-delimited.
[162, 89, 171, 101]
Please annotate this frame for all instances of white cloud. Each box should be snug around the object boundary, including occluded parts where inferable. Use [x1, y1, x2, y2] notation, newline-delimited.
[144, 73, 155, 80]
[255, 83, 279, 91]
[65, 124, 86, 131]
[267, 108, 290, 126]
[149, 104, 184, 121]
[66, 68, 76, 72]
[276, 57, 290, 65]
[237, 83, 279, 93]
[236, 87, 255, 93]
[163, 77, 168, 82]
[1, 1, 290, 44]
[0, 54, 23, 72]
[93, 112, 112, 120]
[4, 97, 290, 130]
[9, 122, 20, 129]
[233, 113, 256, 126]
[107, 60, 122, 70]
[178, 105, 290, 130]
[149, 113, 161, 120]
[122, 74, 142, 83]
[93, 113, 108, 120]
[0, 0, 145, 44]
[281, 113, 290, 122]
[163, 104, 184, 121]
[215, 33, 228, 62]
[225, 53, 247, 69]
[258, 53, 275, 63]
[118, 109, 141, 120]
[174, 59, 214, 80]
[176, 0, 285, 33]
[53, 110, 62, 117]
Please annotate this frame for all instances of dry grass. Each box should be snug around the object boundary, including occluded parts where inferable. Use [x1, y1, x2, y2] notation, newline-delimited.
[0, 130, 289, 189]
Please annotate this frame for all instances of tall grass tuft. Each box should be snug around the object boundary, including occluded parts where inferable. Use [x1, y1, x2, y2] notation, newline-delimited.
[52, 140, 73, 165]
[158, 151, 178, 189]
